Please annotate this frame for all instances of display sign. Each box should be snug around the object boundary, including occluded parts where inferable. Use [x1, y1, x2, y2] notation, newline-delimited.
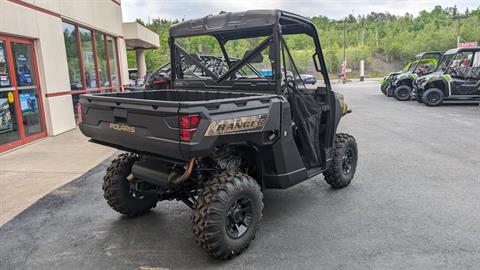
[458, 42, 478, 48]
[16, 53, 32, 86]
[0, 97, 13, 134]
[0, 46, 5, 63]
[0, 46, 9, 87]
[19, 93, 37, 112]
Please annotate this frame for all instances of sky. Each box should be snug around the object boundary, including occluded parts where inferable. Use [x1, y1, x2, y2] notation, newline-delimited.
[122, 0, 479, 22]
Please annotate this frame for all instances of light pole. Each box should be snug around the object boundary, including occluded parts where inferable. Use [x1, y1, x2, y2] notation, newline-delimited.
[343, 19, 346, 65]
[453, 15, 468, 47]
[341, 19, 347, 83]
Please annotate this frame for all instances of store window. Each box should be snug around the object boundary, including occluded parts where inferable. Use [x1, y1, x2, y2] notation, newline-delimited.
[62, 23, 83, 90]
[79, 27, 97, 89]
[95, 32, 109, 87]
[107, 37, 119, 86]
[62, 22, 122, 123]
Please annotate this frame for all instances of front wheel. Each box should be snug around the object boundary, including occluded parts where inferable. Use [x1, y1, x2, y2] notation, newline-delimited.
[394, 85, 412, 101]
[324, 133, 358, 189]
[422, 88, 444, 106]
[192, 172, 263, 259]
[381, 83, 388, 95]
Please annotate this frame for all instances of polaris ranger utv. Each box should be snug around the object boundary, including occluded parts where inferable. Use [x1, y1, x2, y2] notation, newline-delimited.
[415, 47, 480, 106]
[390, 52, 443, 101]
[79, 10, 358, 259]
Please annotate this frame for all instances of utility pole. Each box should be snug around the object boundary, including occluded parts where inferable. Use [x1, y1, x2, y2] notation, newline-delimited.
[453, 15, 468, 47]
[341, 19, 347, 83]
[343, 19, 346, 65]
[455, 15, 461, 47]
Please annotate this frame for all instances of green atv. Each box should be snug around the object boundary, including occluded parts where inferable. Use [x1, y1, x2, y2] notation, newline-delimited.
[380, 52, 441, 99]
[415, 47, 480, 106]
[391, 52, 443, 101]
[380, 61, 414, 96]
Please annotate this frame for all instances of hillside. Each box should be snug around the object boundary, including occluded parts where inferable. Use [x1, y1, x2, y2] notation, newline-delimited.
[129, 5, 480, 77]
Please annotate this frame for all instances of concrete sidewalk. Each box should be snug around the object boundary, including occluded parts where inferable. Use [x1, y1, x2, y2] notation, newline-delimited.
[0, 128, 116, 226]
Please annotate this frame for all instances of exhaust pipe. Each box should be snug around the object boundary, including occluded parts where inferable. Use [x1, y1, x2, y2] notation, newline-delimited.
[169, 158, 196, 185]
[131, 158, 196, 188]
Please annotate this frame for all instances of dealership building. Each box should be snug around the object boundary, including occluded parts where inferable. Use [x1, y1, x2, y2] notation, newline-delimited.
[0, 0, 159, 153]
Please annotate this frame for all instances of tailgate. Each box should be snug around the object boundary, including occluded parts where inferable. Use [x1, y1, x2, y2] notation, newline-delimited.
[79, 94, 183, 159]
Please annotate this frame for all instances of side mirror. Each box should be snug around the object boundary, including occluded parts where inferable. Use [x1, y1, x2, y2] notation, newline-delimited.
[312, 52, 321, 72]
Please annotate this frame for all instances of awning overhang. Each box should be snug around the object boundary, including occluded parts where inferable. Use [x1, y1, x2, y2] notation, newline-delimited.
[122, 22, 160, 50]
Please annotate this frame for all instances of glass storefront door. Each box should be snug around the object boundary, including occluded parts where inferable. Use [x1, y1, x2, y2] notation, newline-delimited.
[0, 36, 46, 152]
[0, 39, 21, 147]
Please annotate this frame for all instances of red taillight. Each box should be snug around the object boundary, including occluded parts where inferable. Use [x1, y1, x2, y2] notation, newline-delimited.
[180, 129, 192, 141]
[180, 115, 200, 142]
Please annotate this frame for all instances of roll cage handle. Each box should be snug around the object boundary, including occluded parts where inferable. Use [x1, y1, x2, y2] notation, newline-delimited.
[312, 52, 321, 72]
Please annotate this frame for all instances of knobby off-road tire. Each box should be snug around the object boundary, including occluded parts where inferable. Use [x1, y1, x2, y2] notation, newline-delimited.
[394, 85, 412, 101]
[103, 153, 157, 217]
[324, 133, 358, 189]
[192, 172, 263, 259]
[422, 88, 444, 106]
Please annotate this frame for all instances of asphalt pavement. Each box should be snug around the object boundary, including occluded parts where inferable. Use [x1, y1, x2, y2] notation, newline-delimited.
[1, 81, 479, 270]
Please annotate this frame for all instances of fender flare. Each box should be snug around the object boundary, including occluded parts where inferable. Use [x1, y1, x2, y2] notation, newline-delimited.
[425, 78, 449, 96]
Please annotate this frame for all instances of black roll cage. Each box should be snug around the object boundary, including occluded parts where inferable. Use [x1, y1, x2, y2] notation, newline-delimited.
[168, 10, 332, 94]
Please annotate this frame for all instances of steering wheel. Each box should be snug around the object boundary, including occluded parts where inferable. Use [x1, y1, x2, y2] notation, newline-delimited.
[447, 66, 458, 77]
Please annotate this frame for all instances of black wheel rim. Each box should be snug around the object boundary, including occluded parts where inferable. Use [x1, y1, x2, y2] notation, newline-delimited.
[427, 93, 440, 104]
[128, 180, 146, 200]
[226, 197, 253, 239]
[399, 89, 409, 99]
[342, 147, 354, 175]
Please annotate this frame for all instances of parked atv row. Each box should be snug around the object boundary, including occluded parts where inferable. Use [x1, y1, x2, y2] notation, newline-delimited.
[381, 51, 442, 100]
[381, 47, 480, 106]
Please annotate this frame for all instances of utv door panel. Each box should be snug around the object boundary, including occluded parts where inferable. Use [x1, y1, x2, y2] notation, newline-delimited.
[451, 80, 480, 96]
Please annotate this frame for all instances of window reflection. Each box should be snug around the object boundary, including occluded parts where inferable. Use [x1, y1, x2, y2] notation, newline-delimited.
[79, 27, 97, 89]
[95, 33, 109, 87]
[62, 23, 84, 90]
[107, 37, 119, 85]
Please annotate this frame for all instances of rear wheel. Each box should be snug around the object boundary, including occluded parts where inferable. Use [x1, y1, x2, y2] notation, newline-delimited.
[192, 172, 263, 259]
[324, 133, 358, 189]
[422, 88, 444, 106]
[103, 153, 157, 217]
[394, 85, 412, 101]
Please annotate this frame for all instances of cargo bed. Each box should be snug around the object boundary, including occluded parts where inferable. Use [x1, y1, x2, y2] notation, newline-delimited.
[79, 90, 281, 160]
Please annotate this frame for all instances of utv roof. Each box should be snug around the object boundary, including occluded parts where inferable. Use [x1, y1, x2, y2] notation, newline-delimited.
[444, 47, 480, 55]
[169, 10, 316, 40]
[415, 51, 443, 58]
